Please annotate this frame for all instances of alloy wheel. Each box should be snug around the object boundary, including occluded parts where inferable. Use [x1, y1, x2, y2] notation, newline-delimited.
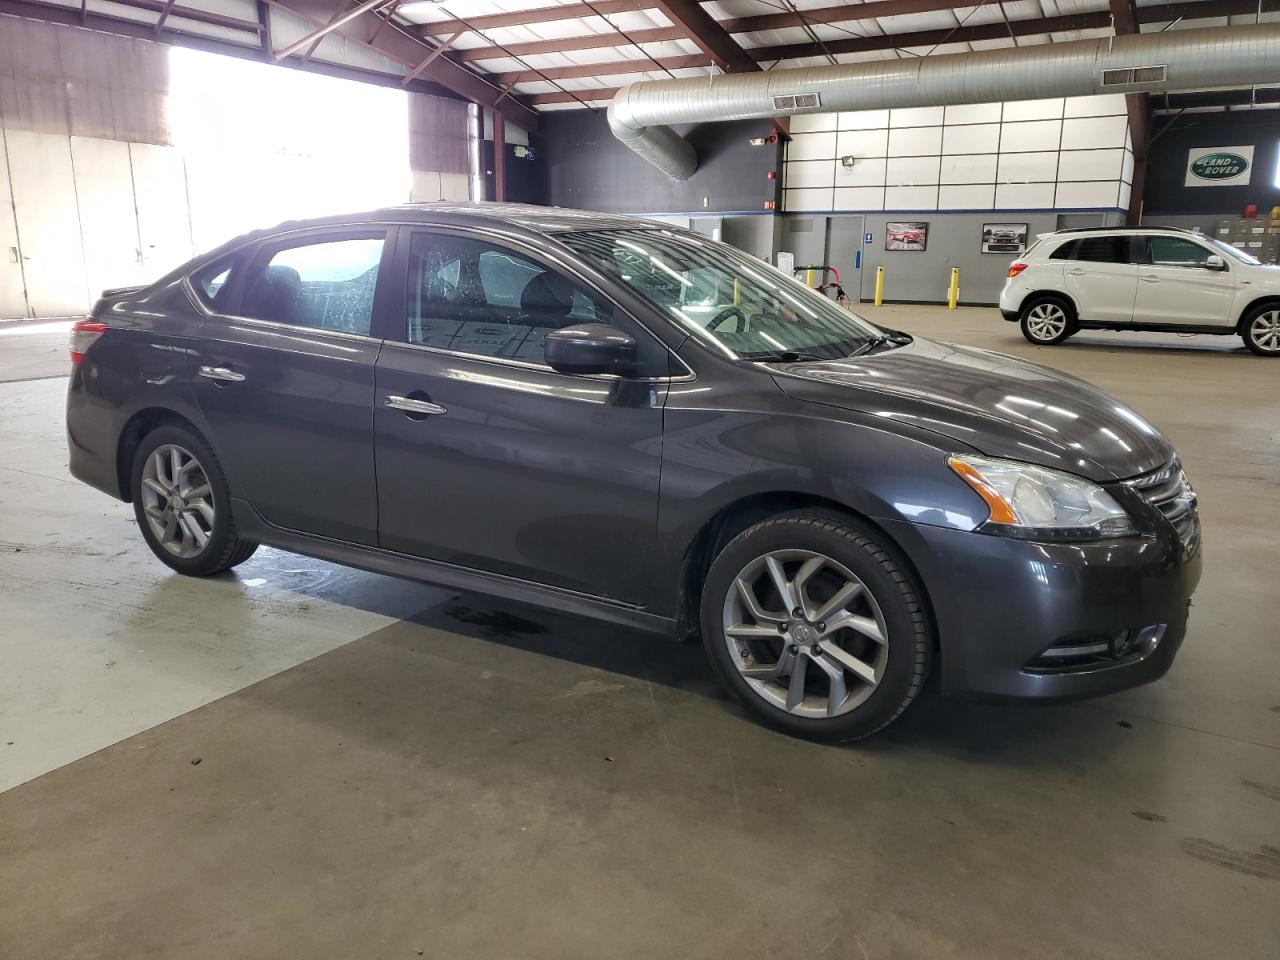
[1249, 310, 1280, 353]
[721, 549, 889, 719]
[1026, 303, 1067, 341]
[139, 443, 215, 559]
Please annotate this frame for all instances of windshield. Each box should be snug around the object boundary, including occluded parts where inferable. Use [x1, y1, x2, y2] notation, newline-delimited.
[1206, 237, 1262, 265]
[561, 229, 882, 360]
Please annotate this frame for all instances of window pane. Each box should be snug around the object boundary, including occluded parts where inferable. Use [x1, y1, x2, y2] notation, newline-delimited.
[407, 233, 610, 364]
[191, 256, 237, 311]
[1073, 236, 1130, 264]
[242, 236, 383, 334]
[1148, 236, 1211, 267]
[1049, 240, 1076, 260]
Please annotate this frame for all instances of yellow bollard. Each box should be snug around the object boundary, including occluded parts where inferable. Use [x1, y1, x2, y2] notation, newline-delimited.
[874, 265, 885, 306]
[947, 266, 960, 310]
[805, 268, 814, 288]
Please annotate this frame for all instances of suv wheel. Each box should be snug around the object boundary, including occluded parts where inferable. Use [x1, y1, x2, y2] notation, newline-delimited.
[700, 511, 932, 742]
[1019, 296, 1076, 345]
[130, 424, 257, 576]
[1242, 305, 1280, 356]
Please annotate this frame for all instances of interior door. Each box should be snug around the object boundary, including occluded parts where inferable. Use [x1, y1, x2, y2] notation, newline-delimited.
[5, 130, 91, 317]
[1062, 234, 1138, 324]
[189, 229, 390, 546]
[373, 229, 669, 604]
[825, 215, 864, 303]
[130, 143, 194, 281]
[1134, 235, 1236, 326]
[0, 132, 29, 319]
[70, 137, 145, 300]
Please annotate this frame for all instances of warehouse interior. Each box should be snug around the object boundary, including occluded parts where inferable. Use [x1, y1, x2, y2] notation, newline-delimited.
[2, 1, 1279, 957]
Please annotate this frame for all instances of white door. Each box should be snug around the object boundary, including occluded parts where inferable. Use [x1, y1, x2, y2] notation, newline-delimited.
[1062, 234, 1138, 324]
[70, 137, 145, 300]
[1134, 235, 1236, 327]
[0, 132, 30, 319]
[129, 143, 193, 281]
[5, 130, 91, 318]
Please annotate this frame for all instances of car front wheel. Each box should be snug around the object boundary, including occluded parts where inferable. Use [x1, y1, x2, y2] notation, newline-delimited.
[1242, 304, 1280, 356]
[1019, 296, 1076, 345]
[700, 511, 932, 742]
[130, 423, 257, 576]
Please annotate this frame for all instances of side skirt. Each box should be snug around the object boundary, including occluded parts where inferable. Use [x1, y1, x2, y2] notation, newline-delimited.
[231, 498, 676, 636]
[1077, 322, 1235, 335]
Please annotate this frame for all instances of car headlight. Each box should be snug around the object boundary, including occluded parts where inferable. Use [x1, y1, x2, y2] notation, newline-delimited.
[947, 454, 1136, 540]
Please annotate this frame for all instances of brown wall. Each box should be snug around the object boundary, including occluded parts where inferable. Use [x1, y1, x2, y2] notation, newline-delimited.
[408, 91, 468, 176]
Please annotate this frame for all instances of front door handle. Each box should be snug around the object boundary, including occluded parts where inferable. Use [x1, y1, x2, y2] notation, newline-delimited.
[198, 365, 245, 383]
[385, 395, 447, 417]
[1141, 276, 1161, 283]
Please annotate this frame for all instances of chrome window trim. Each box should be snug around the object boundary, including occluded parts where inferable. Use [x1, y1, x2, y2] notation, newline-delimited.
[381, 337, 695, 384]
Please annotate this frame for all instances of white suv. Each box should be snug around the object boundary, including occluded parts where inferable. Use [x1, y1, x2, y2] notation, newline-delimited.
[998, 227, 1280, 356]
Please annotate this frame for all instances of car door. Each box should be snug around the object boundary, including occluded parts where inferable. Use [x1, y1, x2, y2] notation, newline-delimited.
[189, 227, 392, 546]
[373, 227, 672, 605]
[1061, 234, 1138, 324]
[1134, 235, 1236, 327]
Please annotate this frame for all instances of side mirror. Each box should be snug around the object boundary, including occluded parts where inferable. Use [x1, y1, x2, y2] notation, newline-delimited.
[1204, 254, 1225, 271]
[544, 323, 637, 375]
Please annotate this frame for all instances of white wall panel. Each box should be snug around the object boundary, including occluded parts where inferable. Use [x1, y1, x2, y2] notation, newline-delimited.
[1122, 149, 1135, 185]
[69, 137, 145, 297]
[0, 133, 29, 319]
[788, 131, 838, 161]
[890, 106, 945, 128]
[887, 155, 941, 186]
[1062, 115, 1129, 149]
[995, 182, 1056, 208]
[1001, 98, 1064, 122]
[790, 112, 839, 133]
[836, 128, 889, 159]
[999, 120, 1062, 153]
[838, 109, 890, 130]
[940, 154, 999, 184]
[998, 151, 1059, 184]
[1063, 94, 1128, 117]
[1056, 181, 1122, 209]
[834, 186, 885, 211]
[939, 184, 996, 209]
[786, 160, 836, 189]
[1117, 180, 1132, 212]
[129, 143, 194, 279]
[888, 126, 943, 157]
[885, 185, 938, 210]
[784, 187, 834, 211]
[1057, 148, 1125, 182]
[835, 157, 887, 188]
[944, 102, 1003, 125]
[943, 123, 1000, 155]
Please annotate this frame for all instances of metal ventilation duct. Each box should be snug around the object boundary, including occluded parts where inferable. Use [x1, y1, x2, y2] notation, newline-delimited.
[607, 24, 1280, 181]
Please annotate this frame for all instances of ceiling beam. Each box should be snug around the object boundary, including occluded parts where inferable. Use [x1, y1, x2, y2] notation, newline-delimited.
[649, 0, 757, 73]
[455, 25, 678, 60]
[530, 88, 622, 105]
[492, 53, 713, 85]
[271, 0, 392, 62]
[419, 0, 652, 36]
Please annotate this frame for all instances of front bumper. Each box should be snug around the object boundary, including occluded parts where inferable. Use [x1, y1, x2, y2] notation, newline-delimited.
[882, 518, 1202, 700]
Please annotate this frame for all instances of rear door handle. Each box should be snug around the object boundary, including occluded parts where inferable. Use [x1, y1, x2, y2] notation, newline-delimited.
[198, 365, 245, 383]
[385, 395, 447, 417]
[1067, 268, 1085, 276]
[1141, 276, 1161, 283]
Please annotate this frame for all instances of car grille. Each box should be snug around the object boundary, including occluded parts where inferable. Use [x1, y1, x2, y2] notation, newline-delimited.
[1124, 458, 1200, 555]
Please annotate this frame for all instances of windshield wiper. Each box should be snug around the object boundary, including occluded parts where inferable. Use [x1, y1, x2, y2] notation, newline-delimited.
[746, 350, 830, 363]
[847, 331, 913, 358]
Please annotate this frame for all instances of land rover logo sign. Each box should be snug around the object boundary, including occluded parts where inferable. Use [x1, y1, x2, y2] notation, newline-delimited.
[1185, 145, 1254, 187]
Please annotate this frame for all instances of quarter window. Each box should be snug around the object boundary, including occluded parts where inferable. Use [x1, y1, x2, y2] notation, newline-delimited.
[241, 235, 385, 334]
[190, 256, 238, 312]
[406, 233, 610, 364]
[1146, 236, 1214, 267]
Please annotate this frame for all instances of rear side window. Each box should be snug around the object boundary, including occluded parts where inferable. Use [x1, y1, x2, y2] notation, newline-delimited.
[1074, 236, 1131, 264]
[241, 234, 385, 335]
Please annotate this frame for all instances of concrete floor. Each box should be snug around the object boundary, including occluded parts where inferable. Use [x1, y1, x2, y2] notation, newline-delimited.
[1, 309, 1277, 958]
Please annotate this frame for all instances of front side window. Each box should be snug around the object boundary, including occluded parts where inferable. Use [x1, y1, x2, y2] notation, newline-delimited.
[1146, 236, 1215, 268]
[241, 234, 385, 335]
[407, 233, 610, 364]
[561, 229, 882, 361]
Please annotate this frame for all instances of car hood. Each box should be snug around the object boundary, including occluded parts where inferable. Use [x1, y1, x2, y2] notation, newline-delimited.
[770, 337, 1173, 481]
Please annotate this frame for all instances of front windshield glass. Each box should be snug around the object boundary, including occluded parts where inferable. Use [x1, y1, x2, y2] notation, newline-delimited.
[1206, 237, 1262, 265]
[561, 229, 881, 360]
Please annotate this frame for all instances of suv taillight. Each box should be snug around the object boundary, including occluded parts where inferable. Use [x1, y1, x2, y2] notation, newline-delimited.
[69, 320, 108, 365]
[1007, 262, 1028, 278]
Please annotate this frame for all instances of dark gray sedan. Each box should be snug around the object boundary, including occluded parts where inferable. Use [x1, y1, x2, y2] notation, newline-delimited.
[66, 203, 1202, 741]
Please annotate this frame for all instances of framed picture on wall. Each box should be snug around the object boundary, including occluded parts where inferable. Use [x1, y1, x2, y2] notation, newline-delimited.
[981, 222, 1028, 254]
[885, 221, 928, 252]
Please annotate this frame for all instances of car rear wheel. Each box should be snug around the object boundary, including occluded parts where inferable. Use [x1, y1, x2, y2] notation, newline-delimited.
[700, 511, 932, 742]
[1242, 305, 1280, 356]
[131, 424, 257, 576]
[1019, 296, 1076, 345]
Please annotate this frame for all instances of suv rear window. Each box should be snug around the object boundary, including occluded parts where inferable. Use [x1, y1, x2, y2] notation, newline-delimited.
[1048, 236, 1131, 264]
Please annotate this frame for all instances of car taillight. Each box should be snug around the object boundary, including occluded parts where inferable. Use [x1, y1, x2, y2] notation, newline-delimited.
[69, 320, 108, 365]
[1007, 262, 1028, 278]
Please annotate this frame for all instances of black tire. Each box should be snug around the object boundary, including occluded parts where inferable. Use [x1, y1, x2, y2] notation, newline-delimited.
[700, 510, 932, 742]
[1019, 295, 1077, 346]
[1240, 303, 1280, 356]
[130, 423, 257, 576]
